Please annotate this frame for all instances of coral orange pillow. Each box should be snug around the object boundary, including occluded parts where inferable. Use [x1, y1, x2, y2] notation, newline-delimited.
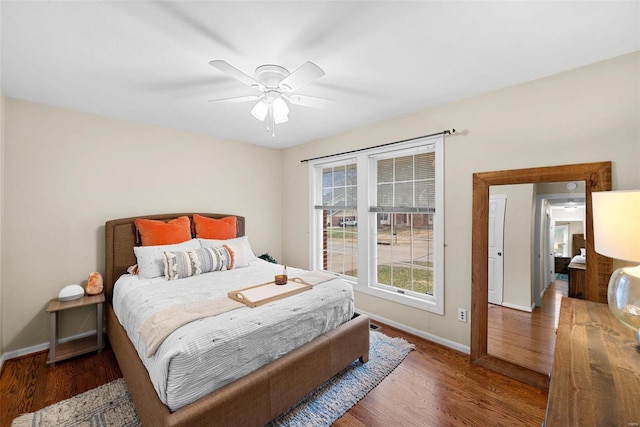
[193, 214, 237, 240]
[134, 216, 192, 246]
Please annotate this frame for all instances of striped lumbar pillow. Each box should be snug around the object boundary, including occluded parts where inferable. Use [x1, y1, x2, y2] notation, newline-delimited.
[162, 246, 235, 280]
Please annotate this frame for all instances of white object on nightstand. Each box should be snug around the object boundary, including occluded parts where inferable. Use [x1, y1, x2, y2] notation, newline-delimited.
[58, 284, 85, 301]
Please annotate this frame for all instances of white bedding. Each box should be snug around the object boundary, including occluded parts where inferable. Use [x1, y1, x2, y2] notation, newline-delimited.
[112, 259, 354, 412]
[571, 254, 586, 264]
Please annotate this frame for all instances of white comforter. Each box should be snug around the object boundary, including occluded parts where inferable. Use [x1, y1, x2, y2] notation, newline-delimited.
[112, 259, 354, 411]
[571, 254, 586, 264]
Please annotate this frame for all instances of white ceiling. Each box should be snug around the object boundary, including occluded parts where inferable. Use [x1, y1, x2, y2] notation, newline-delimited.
[2, 1, 639, 149]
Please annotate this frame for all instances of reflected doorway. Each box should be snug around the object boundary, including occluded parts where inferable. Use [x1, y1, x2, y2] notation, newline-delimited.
[486, 181, 586, 376]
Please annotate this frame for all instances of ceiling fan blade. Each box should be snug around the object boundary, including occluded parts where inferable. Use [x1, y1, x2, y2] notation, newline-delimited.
[278, 61, 325, 92]
[208, 95, 263, 104]
[284, 94, 335, 109]
[208, 60, 264, 91]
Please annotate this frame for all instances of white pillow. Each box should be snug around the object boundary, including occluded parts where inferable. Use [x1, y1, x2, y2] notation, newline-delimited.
[580, 248, 586, 257]
[134, 239, 201, 279]
[198, 236, 256, 268]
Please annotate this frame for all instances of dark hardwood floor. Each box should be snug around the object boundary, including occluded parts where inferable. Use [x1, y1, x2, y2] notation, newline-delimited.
[0, 323, 547, 427]
[0, 345, 122, 427]
[488, 279, 567, 375]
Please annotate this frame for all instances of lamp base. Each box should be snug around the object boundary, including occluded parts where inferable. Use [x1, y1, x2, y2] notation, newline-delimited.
[607, 265, 640, 345]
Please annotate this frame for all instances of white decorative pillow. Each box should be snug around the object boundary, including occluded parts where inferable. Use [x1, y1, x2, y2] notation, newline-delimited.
[198, 236, 256, 268]
[580, 248, 586, 257]
[162, 246, 234, 280]
[134, 239, 201, 279]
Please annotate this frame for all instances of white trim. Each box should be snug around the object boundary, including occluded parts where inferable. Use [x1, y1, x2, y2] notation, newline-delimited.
[1, 329, 99, 361]
[353, 282, 439, 312]
[356, 308, 470, 354]
[501, 302, 536, 313]
[308, 163, 317, 269]
[0, 353, 5, 374]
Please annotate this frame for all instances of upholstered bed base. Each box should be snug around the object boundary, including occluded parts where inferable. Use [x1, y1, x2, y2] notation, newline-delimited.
[108, 305, 369, 426]
[105, 213, 370, 426]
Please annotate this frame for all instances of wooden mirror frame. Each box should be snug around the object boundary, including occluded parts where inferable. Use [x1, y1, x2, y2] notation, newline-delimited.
[471, 161, 612, 389]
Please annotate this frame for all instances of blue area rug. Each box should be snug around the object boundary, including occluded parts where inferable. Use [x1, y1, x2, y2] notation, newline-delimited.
[269, 330, 415, 426]
[12, 330, 414, 427]
[556, 273, 569, 281]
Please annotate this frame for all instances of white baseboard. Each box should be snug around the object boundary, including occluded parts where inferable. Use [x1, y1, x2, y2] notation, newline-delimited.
[356, 308, 470, 354]
[2, 329, 99, 361]
[0, 352, 5, 373]
[502, 302, 535, 313]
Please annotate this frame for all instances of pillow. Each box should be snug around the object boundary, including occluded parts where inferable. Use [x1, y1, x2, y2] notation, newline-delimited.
[135, 216, 192, 246]
[199, 236, 256, 268]
[580, 248, 586, 257]
[134, 239, 201, 279]
[193, 214, 237, 240]
[163, 246, 234, 280]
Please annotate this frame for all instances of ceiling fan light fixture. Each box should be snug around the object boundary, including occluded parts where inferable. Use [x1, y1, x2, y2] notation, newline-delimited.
[250, 99, 268, 121]
[273, 97, 289, 124]
[274, 113, 289, 125]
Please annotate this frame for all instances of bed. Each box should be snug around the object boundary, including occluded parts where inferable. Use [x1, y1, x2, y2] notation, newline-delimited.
[105, 213, 370, 427]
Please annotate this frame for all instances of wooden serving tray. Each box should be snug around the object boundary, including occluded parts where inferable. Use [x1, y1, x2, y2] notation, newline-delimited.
[228, 279, 311, 308]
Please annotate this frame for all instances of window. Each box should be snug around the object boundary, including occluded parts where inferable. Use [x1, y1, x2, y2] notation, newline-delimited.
[554, 224, 569, 256]
[309, 135, 444, 314]
[314, 162, 358, 277]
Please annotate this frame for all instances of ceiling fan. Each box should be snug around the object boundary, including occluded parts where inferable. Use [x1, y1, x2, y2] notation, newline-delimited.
[208, 60, 333, 137]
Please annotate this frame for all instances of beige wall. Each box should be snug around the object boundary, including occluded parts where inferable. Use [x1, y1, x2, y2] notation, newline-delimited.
[2, 99, 282, 351]
[281, 52, 640, 348]
[491, 184, 535, 310]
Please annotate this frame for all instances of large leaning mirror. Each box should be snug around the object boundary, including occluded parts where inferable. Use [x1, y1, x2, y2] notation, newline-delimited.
[471, 162, 612, 389]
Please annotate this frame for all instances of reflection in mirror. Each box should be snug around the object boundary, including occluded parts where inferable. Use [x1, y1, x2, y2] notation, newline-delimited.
[471, 161, 612, 390]
[487, 181, 585, 375]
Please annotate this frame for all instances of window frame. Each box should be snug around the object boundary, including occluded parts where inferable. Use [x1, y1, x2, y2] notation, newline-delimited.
[308, 135, 444, 315]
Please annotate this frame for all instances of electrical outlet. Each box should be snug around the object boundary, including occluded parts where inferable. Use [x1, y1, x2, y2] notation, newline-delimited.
[457, 308, 467, 323]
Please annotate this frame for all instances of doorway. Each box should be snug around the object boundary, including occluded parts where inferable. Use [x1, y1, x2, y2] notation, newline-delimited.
[488, 195, 506, 305]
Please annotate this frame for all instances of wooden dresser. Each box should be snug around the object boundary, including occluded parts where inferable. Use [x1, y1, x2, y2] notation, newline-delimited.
[567, 262, 586, 299]
[545, 298, 640, 426]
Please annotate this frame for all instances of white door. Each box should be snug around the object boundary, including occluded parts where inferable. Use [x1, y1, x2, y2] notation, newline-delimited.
[488, 195, 506, 305]
[547, 216, 555, 286]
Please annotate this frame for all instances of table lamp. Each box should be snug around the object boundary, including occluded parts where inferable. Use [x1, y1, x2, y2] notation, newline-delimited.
[592, 190, 640, 346]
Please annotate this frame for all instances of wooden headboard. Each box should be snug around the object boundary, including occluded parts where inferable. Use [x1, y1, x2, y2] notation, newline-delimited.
[104, 213, 245, 301]
[572, 233, 586, 257]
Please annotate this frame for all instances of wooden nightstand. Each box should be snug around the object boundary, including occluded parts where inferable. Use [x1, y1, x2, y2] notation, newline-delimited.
[46, 293, 105, 365]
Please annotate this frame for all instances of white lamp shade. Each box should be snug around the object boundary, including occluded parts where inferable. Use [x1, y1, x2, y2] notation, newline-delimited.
[250, 99, 268, 121]
[272, 97, 289, 124]
[592, 190, 640, 262]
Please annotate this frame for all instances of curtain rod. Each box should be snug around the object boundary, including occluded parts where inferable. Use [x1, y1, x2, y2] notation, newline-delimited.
[299, 129, 456, 163]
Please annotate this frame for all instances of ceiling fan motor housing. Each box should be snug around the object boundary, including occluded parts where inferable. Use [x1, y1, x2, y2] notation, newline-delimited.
[254, 65, 290, 89]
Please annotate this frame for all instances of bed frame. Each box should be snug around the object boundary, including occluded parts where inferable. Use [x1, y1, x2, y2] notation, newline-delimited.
[105, 213, 370, 427]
